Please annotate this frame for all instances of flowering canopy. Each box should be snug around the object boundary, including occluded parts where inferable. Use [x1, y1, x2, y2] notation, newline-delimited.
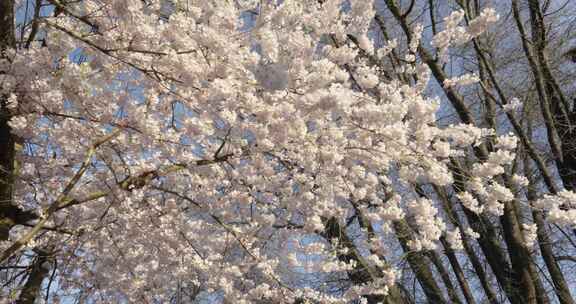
[1, 0, 575, 303]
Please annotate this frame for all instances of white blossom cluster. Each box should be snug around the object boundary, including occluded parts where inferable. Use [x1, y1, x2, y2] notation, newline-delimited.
[503, 97, 523, 112]
[432, 8, 499, 63]
[535, 191, 576, 227]
[443, 73, 480, 88]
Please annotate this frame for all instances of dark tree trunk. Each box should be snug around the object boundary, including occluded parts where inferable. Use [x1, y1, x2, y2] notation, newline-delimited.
[0, 0, 37, 242]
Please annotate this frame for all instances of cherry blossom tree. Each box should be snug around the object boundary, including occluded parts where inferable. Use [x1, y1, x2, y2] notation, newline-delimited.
[0, 0, 575, 303]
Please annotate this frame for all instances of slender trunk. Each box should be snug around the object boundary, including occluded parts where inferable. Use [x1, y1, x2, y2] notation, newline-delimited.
[322, 217, 374, 284]
[525, 120, 575, 304]
[350, 202, 412, 304]
[511, 0, 564, 170]
[414, 185, 476, 304]
[434, 185, 498, 304]
[321, 217, 409, 304]
[529, 256, 551, 304]
[449, 159, 525, 303]
[532, 209, 575, 304]
[439, 237, 477, 304]
[525, 0, 576, 191]
[499, 184, 538, 304]
[549, 90, 576, 192]
[426, 249, 463, 304]
[394, 219, 448, 303]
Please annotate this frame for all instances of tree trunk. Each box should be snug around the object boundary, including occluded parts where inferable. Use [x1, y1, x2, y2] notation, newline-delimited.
[524, 0, 576, 192]
[393, 219, 448, 303]
[524, 121, 575, 304]
[0, 0, 37, 242]
[321, 217, 410, 304]
[439, 237, 477, 304]
[433, 185, 499, 304]
[499, 191, 539, 304]
[426, 249, 463, 304]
